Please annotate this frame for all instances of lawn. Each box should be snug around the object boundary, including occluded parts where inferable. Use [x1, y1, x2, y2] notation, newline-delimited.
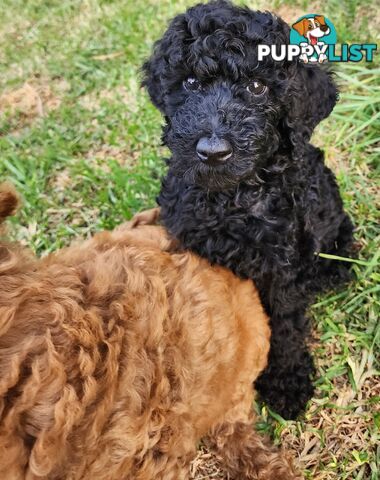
[0, 0, 379, 478]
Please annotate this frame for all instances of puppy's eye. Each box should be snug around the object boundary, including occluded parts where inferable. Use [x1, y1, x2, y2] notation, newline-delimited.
[246, 81, 267, 96]
[183, 77, 201, 92]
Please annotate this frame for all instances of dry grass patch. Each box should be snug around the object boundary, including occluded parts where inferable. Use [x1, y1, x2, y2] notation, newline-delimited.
[84, 144, 140, 170]
[79, 85, 139, 113]
[278, 332, 379, 479]
[269, 2, 321, 24]
[0, 77, 70, 130]
[190, 444, 227, 479]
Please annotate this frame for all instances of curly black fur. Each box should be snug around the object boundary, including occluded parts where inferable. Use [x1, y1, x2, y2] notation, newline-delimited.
[142, 0, 354, 419]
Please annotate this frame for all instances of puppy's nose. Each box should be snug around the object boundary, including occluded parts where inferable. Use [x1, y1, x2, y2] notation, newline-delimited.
[196, 136, 233, 165]
[320, 24, 328, 32]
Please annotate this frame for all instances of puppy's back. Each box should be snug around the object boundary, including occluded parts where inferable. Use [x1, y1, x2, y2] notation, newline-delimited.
[0, 223, 269, 479]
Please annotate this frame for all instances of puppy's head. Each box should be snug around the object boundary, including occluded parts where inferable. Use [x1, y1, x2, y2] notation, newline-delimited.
[143, 0, 337, 191]
[292, 15, 330, 44]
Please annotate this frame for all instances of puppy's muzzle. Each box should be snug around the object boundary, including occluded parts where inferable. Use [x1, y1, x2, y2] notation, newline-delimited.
[196, 135, 233, 166]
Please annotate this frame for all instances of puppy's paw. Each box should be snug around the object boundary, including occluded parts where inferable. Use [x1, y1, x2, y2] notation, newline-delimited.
[255, 353, 315, 420]
[264, 380, 314, 420]
[130, 207, 161, 228]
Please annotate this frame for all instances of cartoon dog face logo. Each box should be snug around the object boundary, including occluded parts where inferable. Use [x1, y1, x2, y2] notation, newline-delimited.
[292, 15, 330, 45]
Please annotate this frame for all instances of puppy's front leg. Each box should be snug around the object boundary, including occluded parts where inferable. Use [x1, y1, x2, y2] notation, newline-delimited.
[255, 310, 315, 420]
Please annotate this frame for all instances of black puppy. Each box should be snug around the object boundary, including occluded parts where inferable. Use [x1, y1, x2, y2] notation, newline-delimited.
[142, 0, 354, 419]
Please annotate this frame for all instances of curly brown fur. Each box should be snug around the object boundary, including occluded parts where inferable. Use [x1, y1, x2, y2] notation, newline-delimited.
[0, 184, 301, 480]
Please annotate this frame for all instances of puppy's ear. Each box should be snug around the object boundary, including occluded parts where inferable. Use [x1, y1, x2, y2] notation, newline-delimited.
[0, 182, 19, 224]
[315, 15, 326, 26]
[142, 47, 167, 112]
[142, 14, 188, 113]
[292, 18, 308, 37]
[284, 63, 338, 150]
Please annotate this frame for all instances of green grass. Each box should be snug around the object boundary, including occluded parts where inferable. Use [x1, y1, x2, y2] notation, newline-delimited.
[0, 1, 379, 479]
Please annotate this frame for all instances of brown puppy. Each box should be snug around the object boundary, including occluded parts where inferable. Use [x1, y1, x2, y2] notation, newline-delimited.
[0, 184, 301, 480]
